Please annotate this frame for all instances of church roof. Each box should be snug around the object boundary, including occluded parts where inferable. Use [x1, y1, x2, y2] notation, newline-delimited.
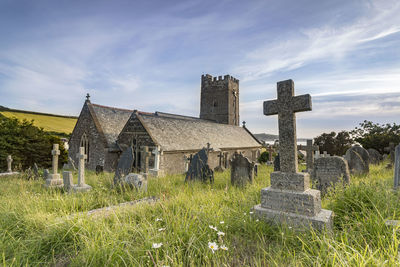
[89, 103, 133, 145]
[136, 112, 261, 152]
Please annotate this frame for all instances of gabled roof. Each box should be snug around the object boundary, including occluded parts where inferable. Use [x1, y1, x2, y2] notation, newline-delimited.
[135, 112, 261, 152]
[88, 102, 133, 146]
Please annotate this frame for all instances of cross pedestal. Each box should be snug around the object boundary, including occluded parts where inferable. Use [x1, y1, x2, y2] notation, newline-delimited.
[72, 147, 92, 192]
[254, 80, 333, 230]
[298, 139, 319, 172]
[44, 144, 63, 188]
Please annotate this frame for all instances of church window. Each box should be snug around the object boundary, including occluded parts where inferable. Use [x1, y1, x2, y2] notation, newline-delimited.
[80, 133, 90, 163]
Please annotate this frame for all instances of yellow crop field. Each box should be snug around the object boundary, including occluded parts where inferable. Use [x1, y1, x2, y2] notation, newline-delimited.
[1, 111, 77, 134]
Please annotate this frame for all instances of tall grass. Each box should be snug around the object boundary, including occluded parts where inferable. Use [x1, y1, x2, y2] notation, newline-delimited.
[0, 163, 399, 266]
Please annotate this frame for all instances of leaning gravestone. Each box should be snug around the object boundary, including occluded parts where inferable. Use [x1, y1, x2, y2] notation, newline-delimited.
[230, 152, 255, 187]
[367, 148, 382, 164]
[394, 144, 400, 189]
[347, 146, 370, 166]
[312, 156, 350, 194]
[254, 79, 333, 230]
[43, 169, 49, 180]
[63, 171, 74, 191]
[345, 149, 368, 175]
[33, 163, 40, 179]
[114, 147, 134, 184]
[44, 144, 64, 188]
[122, 173, 147, 191]
[185, 148, 214, 183]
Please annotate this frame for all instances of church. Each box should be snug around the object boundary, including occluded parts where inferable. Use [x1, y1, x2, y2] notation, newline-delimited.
[68, 74, 262, 175]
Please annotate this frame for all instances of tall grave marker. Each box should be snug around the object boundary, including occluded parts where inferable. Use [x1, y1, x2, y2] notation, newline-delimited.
[72, 147, 92, 192]
[394, 144, 400, 189]
[44, 144, 63, 188]
[7, 155, 12, 173]
[254, 79, 333, 230]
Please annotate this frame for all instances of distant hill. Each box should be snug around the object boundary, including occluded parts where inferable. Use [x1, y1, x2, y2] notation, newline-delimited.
[0, 106, 77, 134]
[254, 133, 309, 143]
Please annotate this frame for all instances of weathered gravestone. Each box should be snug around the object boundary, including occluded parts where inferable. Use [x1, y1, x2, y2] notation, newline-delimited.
[345, 149, 368, 175]
[122, 173, 147, 191]
[44, 144, 63, 188]
[63, 156, 77, 171]
[367, 148, 382, 165]
[254, 79, 333, 230]
[72, 147, 92, 192]
[63, 171, 74, 191]
[345, 146, 369, 174]
[273, 154, 280, 171]
[183, 154, 192, 172]
[185, 148, 214, 183]
[323, 151, 330, 157]
[7, 155, 12, 173]
[394, 144, 400, 189]
[141, 146, 152, 175]
[230, 152, 255, 186]
[214, 151, 225, 172]
[114, 147, 134, 184]
[297, 139, 318, 172]
[311, 156, 350, 194]
[43, 169, 49, 180]
[33, 163, 40, 179]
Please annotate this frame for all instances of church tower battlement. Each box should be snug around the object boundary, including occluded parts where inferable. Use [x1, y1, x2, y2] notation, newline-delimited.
[200, 74, 239, 126]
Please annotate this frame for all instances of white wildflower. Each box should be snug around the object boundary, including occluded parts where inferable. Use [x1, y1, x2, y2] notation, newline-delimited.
[220, 221, 224, 224]
[220, 245, 228, 251]
[208, 242, 218, 253]
[249, 211, 254, 214]
[209, 225, 218, 231]
[156, 218, 162, 222]
[217, 231, 225, 236]
[158, 228, 166, 232]
[152, 242, 163, 248]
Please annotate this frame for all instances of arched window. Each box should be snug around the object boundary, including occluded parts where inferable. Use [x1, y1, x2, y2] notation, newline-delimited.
[80, 133, 90, 163]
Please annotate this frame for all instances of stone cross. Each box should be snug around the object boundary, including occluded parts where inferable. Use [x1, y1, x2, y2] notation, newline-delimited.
[394, 144, 400, 189]
[217, 151, 224, 169]
[206, 143, 212, 158]
[6, 155, 12, 173]
[263, 80, 311, 173]
[242, 121, 246, 128]
[184, 155, 191, 172]
[266, 145, 274, 162]
[51, 144, 60, 174]
[142, 146, 152, 173]
[254, 79, 333, 230]
[86, 93, 90, 101]
[152, 146, 160, 171]
[77, 147, 87, 187]
[298, 139, 318, 171]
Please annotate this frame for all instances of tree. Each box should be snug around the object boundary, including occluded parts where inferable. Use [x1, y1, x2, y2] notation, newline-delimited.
[350, 120, 400, 154]
[0, 114, 67, 171]
[314, 131, 354, 156]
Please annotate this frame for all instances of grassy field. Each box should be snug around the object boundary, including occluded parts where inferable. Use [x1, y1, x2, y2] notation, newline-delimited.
[0, 111, 77, 134]
[0, 163, 399, 266]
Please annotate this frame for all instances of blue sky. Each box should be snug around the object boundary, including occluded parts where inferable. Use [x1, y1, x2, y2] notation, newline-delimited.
[0, 0, 399, 137]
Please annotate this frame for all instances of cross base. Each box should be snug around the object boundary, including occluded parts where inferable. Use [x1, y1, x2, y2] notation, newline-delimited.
[253, 204, 333, 231]
[149, 169, 164, 177]
[71, 184, 92, 192]
[44, 174, 63, 188]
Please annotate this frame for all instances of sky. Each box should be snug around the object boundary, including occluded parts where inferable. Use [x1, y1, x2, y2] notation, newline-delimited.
[0, 0, 399, 138]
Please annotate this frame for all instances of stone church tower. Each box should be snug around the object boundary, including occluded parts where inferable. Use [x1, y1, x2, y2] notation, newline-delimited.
[200, 74, 239, 126]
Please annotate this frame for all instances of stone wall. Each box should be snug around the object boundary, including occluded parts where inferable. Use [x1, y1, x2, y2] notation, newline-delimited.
[69, 102, 108, 171]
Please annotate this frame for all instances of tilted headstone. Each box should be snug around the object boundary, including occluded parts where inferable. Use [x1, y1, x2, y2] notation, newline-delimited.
[345, 146, 369, 174]
[345, 149, 368, 175]
[33, 163, 40, 179]
[230, 152, 255, 187]
[311, 156, 350, 195]
[394, 145, 400, 189]
[72, 147, 92, 192]
[63, 156, 77, 171]
[7, 155, 12, 173]
[44, 144, 63, 188]
[122, 173, 147, 191]
[298, 139, 318, 172]
[367, 148, 382, 165]
[114, 147, 134, 184]
[273, 153, 280, 171]
[185, 148, 214, 183]
[254, 79, 333, 230]
[63, 171, 74, 191]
